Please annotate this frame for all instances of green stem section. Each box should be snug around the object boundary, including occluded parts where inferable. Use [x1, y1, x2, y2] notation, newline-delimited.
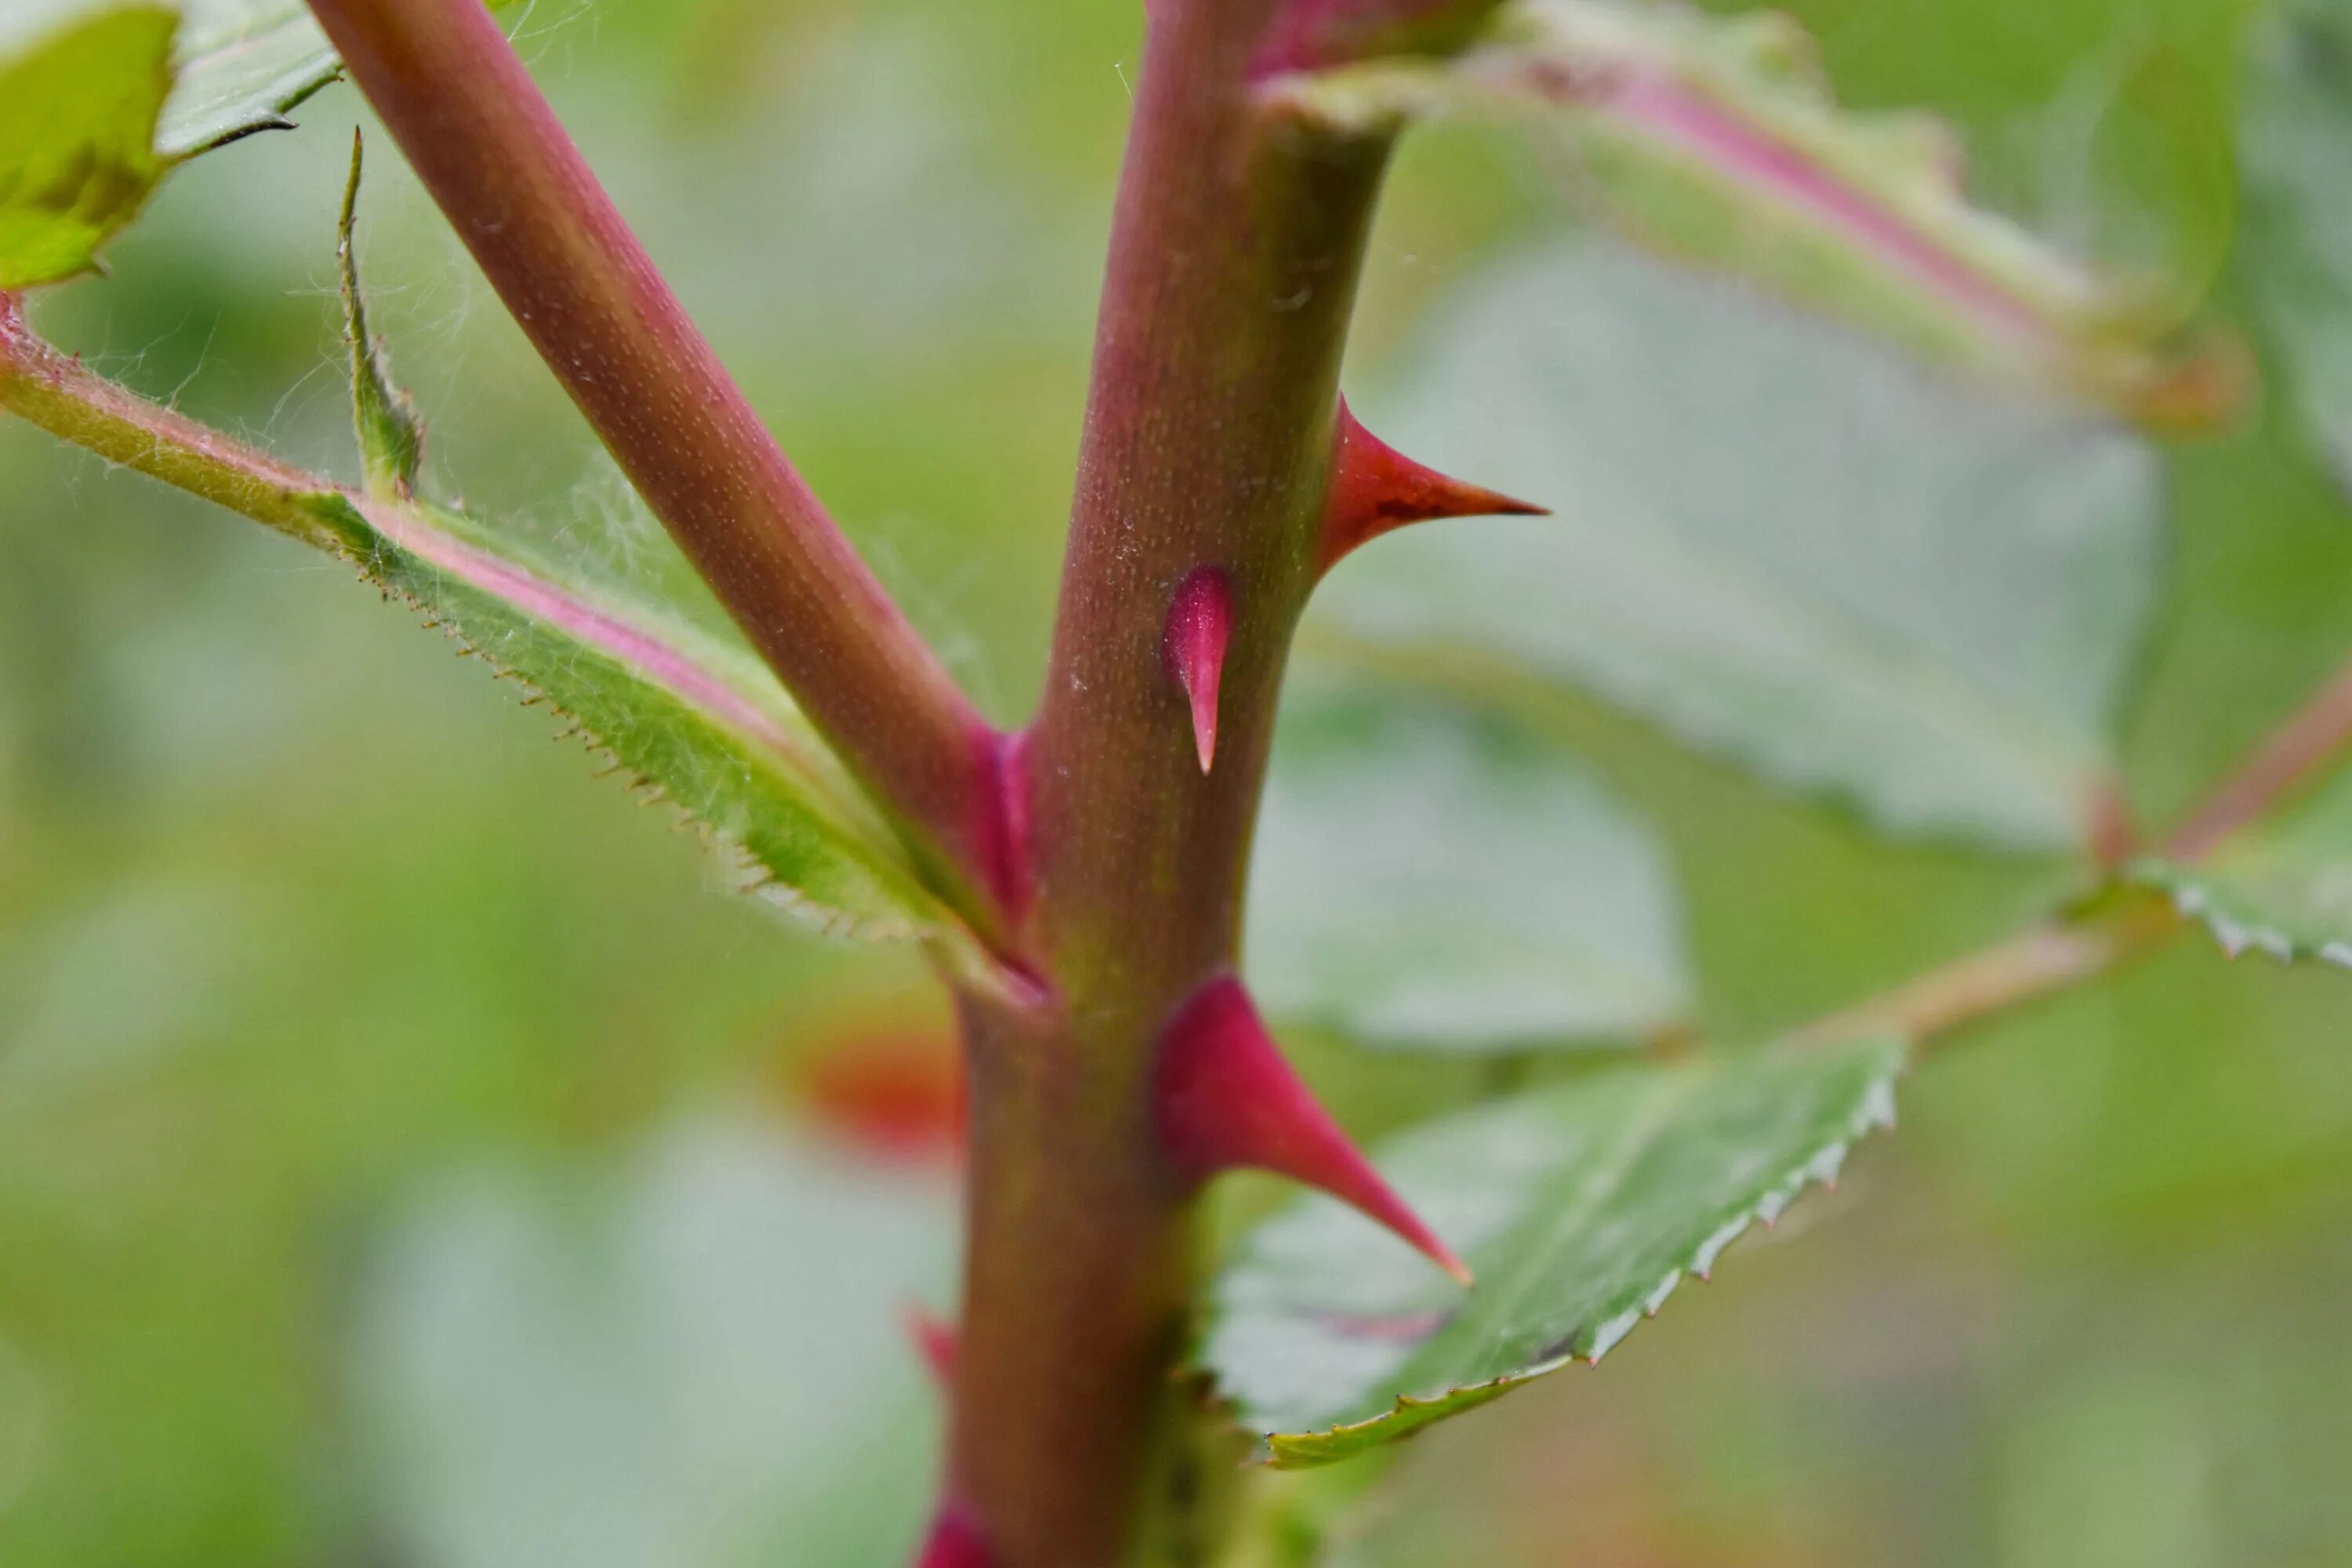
[1, 296, 340, 535]
[947, 4, 1395, 1563]
[300, 0, 1008, 931]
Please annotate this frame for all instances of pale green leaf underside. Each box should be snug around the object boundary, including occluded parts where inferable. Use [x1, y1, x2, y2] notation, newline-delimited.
[354, 1117, 949, 1568]
[2132, 763, 2352, 970]
[1275, 0, 2219, 425]
[161, 0, 347, 156]
[0, 5, 173, 289]
[1314, 240, 2161, 855]
[2240, 0, 2352, 490]
[1200, 1035, 1904, 1466]
[1247, 685, 1691, 1052]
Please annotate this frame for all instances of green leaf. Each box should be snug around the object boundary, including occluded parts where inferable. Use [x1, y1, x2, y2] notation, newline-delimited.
[2241, 0, 2352, 489]
[2132, 767, 2352, 970]
[1199, 1034, 1904, 1466]
[354, 1116, 952, 1568]
[1312, 239, 2162, 855]
[304, 160, 972, 956]
[0, 5, 175, 289]
[159, 0, 347, 157]
[3, 0, 537, 289]
[1247, 685, 1690, 1052]
[1272, 0, 2230, 427]
[338, 131, 423, 497]
[307, 492, 967, 946]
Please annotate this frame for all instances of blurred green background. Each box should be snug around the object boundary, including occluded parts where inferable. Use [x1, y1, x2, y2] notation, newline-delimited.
[5, 0, 2352, 1564]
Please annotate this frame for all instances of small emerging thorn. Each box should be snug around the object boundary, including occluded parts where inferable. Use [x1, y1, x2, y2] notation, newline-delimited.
[1317, 397, 1544, 573]
[1162, 567, 1232, 774]
[1155, 975, 1472, 1287]
[904, 1303, 958, 1388]
[912, 1501, 994, 1568]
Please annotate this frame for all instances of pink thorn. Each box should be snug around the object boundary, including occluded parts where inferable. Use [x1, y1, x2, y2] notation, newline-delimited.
[911, 1501, 993, 1568]
[1154, 974, 1472, 1287]
[903, 1303, 957, 1388]
[1317, 397, 1545, 573]
[1162, 567, 1232, 774]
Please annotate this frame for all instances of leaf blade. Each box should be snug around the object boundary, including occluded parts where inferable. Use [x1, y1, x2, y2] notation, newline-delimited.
[0, 5, 176, 289]
[1312, 239, 2162, 855]
[1199, 1035, 1904, 1466]
[1272, 0, 2230, 425]
[1247, 685, 1691, 1052]
[2133, 758, 2352, 970]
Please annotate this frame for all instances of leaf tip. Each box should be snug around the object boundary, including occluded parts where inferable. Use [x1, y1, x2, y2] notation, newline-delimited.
[336, 128, 425, 499]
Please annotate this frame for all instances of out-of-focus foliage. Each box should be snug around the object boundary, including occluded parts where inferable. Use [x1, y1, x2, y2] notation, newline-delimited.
[1316, 237, 2163, 856]
[1276, 0, 2234, 424]
[5, 0, 2352, 1566]
[1247, 681, 1691, 1052]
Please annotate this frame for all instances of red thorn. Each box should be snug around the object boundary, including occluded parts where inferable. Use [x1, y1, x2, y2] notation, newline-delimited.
[1162, 567, 1232, 774]
[1154, 974, 1472, 1287]
[903, 1303, 957, 1388]
[911, 1501, 993, 1568]
[1318, 397, 1544, 573]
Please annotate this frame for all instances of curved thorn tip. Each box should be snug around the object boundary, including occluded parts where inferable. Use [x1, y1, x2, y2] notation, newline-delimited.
[1155, 974, 1471, 1287]
[1319, 397, 1544, 572]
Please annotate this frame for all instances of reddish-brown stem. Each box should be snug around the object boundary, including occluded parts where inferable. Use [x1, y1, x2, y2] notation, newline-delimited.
[1792, 894, 2184, 1054]
[2163, 662, 2352, 862]
[301, 0, 1011, 931]
[948, 2, 1397, 1561]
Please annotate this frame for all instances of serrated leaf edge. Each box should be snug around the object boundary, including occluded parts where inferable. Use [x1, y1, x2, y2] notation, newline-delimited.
[1250, 1053, 1902, 1468]
[2129, 855, 2352, 970]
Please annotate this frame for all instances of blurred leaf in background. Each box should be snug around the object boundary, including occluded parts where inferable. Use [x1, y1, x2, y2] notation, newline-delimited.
[5, 0, 2352, 1566]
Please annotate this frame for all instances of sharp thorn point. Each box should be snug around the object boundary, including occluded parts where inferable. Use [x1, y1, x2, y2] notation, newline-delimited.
[1318, 397, 1545, 572]
[1163, 567, 1231, 775]
[1155, 974, 1468, 1287]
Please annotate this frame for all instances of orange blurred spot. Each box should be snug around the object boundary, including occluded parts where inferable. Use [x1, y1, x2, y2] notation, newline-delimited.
[790, 1026, 965, 1165]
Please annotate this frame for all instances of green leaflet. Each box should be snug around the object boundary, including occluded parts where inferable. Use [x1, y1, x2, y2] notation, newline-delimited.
[2241, 0, 2352, 490]
[271, 178, 978, 955]
[2133, 764, 2352, 971]
[297, 492, 961, 946]
[350, 1116, 952, 1568]
[338, 132, 425, 497]
[1, 0, 532, 287]
[162, 0, 355, 157]
[1269, 0, 2228, 427]
[1199, 1034, 1904, 1466]
[1247, 684, 1690, 1053]
[0, 5, 175, 289]
[1312, 239, 2161, 855]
